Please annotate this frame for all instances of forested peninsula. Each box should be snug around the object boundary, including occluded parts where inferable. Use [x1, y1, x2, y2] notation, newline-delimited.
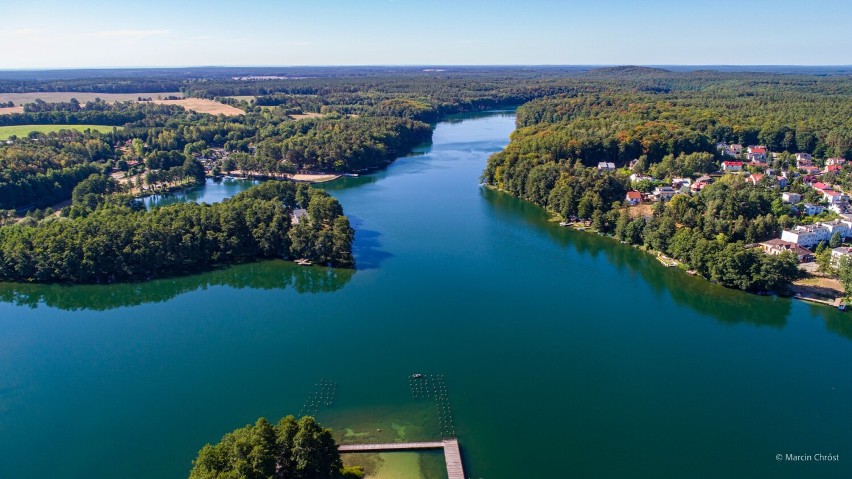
[0, 181, 354, 283]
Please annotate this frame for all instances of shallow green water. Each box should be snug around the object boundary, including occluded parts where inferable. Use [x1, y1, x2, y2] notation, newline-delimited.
[1, 111, 851, 478]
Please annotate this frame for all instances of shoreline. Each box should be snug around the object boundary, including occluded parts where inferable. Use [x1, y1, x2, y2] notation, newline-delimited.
[485, 184, 847, 311]
[559, 219, 846, 309]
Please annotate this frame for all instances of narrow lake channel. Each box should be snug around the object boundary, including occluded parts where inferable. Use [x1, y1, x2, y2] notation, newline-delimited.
[0, 111, 850, 478]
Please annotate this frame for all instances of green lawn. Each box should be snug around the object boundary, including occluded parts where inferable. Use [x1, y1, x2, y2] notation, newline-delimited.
[0, 124, 118, 139]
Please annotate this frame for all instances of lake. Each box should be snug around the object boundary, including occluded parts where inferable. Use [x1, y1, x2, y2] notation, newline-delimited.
[1, 111, 850, 478]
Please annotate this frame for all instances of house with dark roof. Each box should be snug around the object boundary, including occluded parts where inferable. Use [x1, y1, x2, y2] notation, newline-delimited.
[759, 239, 814, 263]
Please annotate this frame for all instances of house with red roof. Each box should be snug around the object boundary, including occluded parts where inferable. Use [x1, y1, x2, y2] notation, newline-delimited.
[812, 182, 844, 203]
[747, 173, 765, 186]
[721, 161, 743, 172]
[747, 146, 767, 162]
[625, 190, 642, 206]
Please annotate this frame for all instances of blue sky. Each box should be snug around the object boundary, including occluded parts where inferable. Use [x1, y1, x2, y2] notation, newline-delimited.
[1, 0, 850, 68]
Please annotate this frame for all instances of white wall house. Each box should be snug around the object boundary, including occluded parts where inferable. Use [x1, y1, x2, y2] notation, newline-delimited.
[821, 219, 852, 238]
[652, 186, 677, 202]
[831, 247, 852, 266]
[781, 219, 852, 248]
[721, 161, 743, 172]
[781, 225, 831, 248]
[802, 203, 825, 215]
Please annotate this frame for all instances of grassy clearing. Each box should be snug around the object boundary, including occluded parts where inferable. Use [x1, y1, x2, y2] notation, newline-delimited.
[0, 106, 24, 115]
[0, 92, 183, 105]
[0, 124, 118, 139]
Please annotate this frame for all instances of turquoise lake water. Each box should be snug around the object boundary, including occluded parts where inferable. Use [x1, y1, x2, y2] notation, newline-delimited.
[0, 111, 850, 478]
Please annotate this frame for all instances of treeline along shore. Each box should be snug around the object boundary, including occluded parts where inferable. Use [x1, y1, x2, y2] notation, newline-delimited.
[0, 181, 354, 283]
[2, 66, 852, 288]
[483, 67, 852, 295]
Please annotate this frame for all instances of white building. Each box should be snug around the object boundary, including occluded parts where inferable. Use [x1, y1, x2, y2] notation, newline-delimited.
[721, 161, 743, 172]
[821, 219, 852, 238]
[652, 186, 677, 202]
[819, 188, 844, 204]
[831, 247, 852, 266]
[801, 203, 825, 216]
[781, 219, 852, 248]
[625, 191, 642, 206]
[830, 202, 852, 215]
[597, 162, 615, 172]
[629, 173, 654, 183]
[781, 225, 831, 248]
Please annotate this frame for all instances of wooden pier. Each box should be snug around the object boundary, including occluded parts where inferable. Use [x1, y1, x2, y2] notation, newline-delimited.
[339, 439, 465, 479]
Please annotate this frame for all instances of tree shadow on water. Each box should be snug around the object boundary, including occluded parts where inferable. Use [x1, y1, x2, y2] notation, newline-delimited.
[353, 228, 393, 270]
[481, 187, 804, 333]
[0, 260, 354, 312]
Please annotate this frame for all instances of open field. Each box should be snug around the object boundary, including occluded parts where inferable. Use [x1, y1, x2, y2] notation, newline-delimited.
[0, 124, 117, 139]
[225, 95, 256, 102]
[150, 98, 244, 116]
[0, 106, 24, 115]
[0, 92, 183, 105]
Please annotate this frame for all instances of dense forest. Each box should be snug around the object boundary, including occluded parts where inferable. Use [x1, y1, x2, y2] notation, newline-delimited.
[0, 128, 115, 209]
[2, 67, 852, 288]
[0, 100, 430, 209]
[190, 416, 363, 479]
[0, 181, 354, 283]
[483, 72, 852, 292]
[4, 69, 849, 213]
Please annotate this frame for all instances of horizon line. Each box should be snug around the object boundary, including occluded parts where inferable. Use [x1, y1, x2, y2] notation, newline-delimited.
[1, 63, 852, 72]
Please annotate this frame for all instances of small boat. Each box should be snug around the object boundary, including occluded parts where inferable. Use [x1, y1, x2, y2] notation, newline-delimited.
[411, 373, 423, 379]
[559, 221, 570, 227]
[839, 304, 846, 311]
[223, 175, 235, 180]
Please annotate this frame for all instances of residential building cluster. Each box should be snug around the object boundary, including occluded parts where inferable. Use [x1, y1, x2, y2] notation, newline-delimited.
[619, 143, 852, 266]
